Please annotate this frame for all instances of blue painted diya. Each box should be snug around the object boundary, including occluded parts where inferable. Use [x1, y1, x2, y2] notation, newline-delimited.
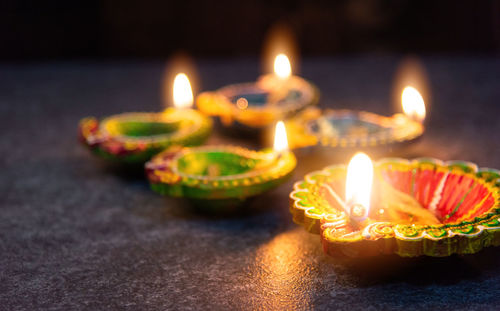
[285, 107, 424, 151]
[196, 74, 319, 131]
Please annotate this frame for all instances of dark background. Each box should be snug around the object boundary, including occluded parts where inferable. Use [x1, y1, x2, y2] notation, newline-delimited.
[2, 1, 500, 310]
[1, 0, 500, 61]
[2, 57, 500, 310]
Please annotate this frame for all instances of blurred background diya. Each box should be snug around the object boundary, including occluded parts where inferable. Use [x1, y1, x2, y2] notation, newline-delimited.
[79, 73, 212, 163]
[146, 121, 296, 211]
[285, 85, 426, 151]
[290, 153, 500, 258]
[196, 53, 319, 133]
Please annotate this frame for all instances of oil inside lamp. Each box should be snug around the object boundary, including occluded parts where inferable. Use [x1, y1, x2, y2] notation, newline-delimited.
[402, 86, 426, 123]
[173, 73, 194, 109]
[322, 151, 441, 228]
[343, 151, 440, 227]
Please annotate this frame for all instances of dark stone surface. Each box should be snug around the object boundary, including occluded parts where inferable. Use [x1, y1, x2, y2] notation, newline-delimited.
[1, 57, 500, 310]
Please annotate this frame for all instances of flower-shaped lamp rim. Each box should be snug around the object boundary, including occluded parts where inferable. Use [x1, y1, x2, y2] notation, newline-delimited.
[289, 157, 500, 257]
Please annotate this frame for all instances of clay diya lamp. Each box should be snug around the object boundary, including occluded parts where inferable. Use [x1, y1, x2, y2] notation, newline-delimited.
[290, 153, 500, 257]
[79, 73, 212, 163]
[146, 121, 296, 210]
[196, 54, 319, 133]
[285, 86, 425, 151]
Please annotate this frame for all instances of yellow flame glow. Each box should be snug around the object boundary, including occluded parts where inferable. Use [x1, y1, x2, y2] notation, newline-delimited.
[345, 152, 373, 215]
[402, 86, 426, 122]
[273, 121, 289, 153]
[173, 73, 193, 109]
[273, 54, 292, 79]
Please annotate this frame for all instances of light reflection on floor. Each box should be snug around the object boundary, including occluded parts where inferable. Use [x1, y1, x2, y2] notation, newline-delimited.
[248, 228, 321, 310]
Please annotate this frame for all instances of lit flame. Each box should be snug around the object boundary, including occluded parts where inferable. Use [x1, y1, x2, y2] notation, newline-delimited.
[345, 152, 373, 218]
[274, 54, 291, 79]
[273, 121, 289, 153]
[173, 73, 193, 109]
[402, 86, 426, 122]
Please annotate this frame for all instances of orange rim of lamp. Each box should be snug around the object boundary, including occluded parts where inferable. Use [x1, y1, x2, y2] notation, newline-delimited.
[196, 75, 319, 130]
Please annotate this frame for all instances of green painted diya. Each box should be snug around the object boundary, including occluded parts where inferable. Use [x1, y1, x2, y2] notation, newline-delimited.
[79, 108, 212, 163]
[285, 107, 424, 150]
[146, 145, 296, 208]
[289, 158, 500, 257]
[196, 74, 319, 131]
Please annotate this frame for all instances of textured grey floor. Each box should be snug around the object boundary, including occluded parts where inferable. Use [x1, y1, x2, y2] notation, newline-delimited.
[1, 57, 500, 310]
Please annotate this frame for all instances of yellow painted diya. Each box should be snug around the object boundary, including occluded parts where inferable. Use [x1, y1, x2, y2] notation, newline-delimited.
[196, 54, 319, 132]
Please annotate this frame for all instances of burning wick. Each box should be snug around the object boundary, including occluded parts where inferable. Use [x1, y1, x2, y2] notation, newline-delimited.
[321, 152, 373, 226]
[274, 54, 292, 79]
[347, 203, 367, 221]
[273, 121, 288, 159]
[345, 152, 373, 223]
[322, 152, 441, 230]
[173, 73, 194, 109]
[401, 86, 426, 123]
[321, 184, 368, 228]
